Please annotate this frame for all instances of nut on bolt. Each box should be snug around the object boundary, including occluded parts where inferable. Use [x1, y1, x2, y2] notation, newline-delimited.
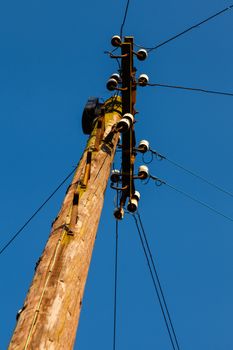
[106, 78, 118, 91]
[127, 191, 141, 213]
[114, 207, 124, 220]
[111, 35, 122, 47]
[138, 165, 149, 179]
[138, 140, 150, 153]
[136, 49, 148, 61]
[111, 169, 121, 183]
[116, 113, 134, 133]
[138, 74, 149, 87]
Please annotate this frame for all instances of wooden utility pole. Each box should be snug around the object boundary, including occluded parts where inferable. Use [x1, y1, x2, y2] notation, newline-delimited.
[9, 96, 122, 349]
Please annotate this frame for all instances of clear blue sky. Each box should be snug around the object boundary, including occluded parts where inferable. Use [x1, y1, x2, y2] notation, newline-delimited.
[1, 0, 233, 349]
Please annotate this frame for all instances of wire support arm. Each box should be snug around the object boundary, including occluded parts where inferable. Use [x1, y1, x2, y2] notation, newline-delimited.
[104, 51, 129, 59]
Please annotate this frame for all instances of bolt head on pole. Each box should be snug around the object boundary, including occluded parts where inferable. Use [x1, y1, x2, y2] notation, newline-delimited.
[116, 113, 134, 133]
[137, 49, 148, 61]
[138, 74, 149, 87]
[127, 190, 141, 213]
[133, 190, 140, 201]
[123, 113, 134, 124]
[138, 165, 149, 179]
[127, 198, 139, 213]
[114, 207, 124, 220]
[116, 118, 131, 133]
[138, 140, 150, 153]
[110, 73, 121, 82]
[106, 78, 118, 91]
[111, 169, 121, 183]
[111, 35, 122, 47]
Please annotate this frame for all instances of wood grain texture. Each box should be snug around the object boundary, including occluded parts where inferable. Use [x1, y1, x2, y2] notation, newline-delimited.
[9, 97, 122, 350]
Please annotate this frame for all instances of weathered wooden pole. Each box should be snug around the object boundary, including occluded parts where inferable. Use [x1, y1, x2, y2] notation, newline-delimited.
[9, 96, 122, 350]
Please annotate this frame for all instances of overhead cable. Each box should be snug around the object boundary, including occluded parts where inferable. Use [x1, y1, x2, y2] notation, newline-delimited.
[136, 212, 181, 350]
[132, 213, 178, 350]
[113, 218, 119, 350]
[145, 5, 233, 52]
[0, 167, 77, 257]
[120, 0, 130, 38]
[150, 149, 233, 200]
[150, 175, 233, 223]
[147, 83, 233, 97]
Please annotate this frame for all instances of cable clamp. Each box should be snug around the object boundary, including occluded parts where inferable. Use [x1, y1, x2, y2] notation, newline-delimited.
[150, 175, 165, 187]
[150, 149, 165, 160]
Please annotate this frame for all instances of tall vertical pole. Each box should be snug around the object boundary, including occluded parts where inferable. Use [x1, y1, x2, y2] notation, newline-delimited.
[9, 97, 122, 350]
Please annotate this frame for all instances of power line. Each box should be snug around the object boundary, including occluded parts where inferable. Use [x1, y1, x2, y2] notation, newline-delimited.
[147, 83, 233, 97]
[113, 219, 119, 350]
[150, 149, 233, 200]
[120, 0, 130, 38]
[166, 182, 233, 223]
[105, 0, 130, 58]
[150, 175, 233, 223]
[0, 167, 77, 257]
[132, 214, 178, 350]
[146, 4, 233, 52]
[136, 212, 181, 350]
